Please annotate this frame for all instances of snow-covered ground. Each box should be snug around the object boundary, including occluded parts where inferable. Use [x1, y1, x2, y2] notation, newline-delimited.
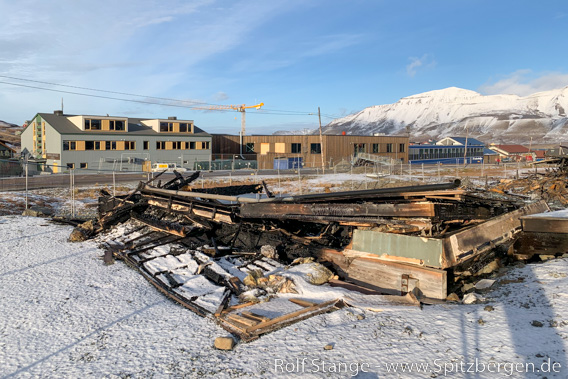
[1, 216, 568, 378]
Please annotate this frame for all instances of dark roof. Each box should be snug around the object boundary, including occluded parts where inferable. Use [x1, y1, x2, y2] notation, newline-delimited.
[441, 137, 485, 146]
[36, 113, 210, 137]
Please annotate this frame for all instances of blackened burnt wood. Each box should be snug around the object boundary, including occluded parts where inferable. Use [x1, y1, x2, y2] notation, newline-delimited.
[163, 171, 201, 190]
[191, 183, 264, 196]
[239, 202, 436, 219]
[131, 213, 188, 237]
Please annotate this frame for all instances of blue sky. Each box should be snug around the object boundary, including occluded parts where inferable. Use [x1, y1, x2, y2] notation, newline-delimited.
[1, 0, 568, 134]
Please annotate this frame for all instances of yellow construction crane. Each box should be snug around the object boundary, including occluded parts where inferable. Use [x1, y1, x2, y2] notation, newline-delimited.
[192, 102, 264, 137]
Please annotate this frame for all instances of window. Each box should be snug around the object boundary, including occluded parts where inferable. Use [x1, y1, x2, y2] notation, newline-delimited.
[204, 141, 210, 149]
[94, 141, 101, 150]
[70, 141, 77, 151]
[125, 141, 135, 150]
[179, 123, 188, 133]
[291, 143, 301, 154]
[109, 120, 125, 131]
[354, 143, 366, 153]
[143, 141, 149, 150]
[156, 141, 166, 150]
[66, 163, 74, 169]
[85, 119, 101, 130]
[399, 143, 405, 153]
[63, 141, 70, 151]
[372, 143, 379, 153]
[80, 163, 87, 169]
[190, 141, 196, 149]
[310, 143, 321, 154]
[275, 143, 285, 153]
[386, 143, 393, 153]
[106, 141, 117, 150]
[173, 141, 182, 149]
[85, 141, 94, 150]
[245, 143, 255, 153]
[160, 122, 173, 132]
[260, 143, 270, 155]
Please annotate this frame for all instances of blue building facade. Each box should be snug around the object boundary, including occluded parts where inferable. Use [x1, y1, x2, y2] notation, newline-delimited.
[409, 137, 485, 165]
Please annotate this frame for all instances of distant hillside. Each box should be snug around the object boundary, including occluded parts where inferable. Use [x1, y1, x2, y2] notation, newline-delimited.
[321, 87, 568, 144]
[0, 120, 22, 150]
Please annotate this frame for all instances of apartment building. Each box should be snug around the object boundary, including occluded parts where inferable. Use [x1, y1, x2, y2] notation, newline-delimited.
[20, 111, 212, 172]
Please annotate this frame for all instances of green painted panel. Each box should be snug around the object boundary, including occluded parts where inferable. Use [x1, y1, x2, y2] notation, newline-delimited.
[352, 229, 443, 268]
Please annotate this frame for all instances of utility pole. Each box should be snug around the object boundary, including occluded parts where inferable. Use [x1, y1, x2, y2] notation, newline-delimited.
[463, 125, 469, 167]
[318, 107, 325, 174]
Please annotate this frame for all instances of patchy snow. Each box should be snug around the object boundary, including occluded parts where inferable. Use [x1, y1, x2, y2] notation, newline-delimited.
[1, 216, 568, 378]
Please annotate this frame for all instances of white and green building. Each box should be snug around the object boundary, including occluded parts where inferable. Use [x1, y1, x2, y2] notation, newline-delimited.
[21, 111, 212, 172]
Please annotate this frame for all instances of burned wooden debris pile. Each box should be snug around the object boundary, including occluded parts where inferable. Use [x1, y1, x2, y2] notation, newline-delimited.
[72, 170, 554, 341]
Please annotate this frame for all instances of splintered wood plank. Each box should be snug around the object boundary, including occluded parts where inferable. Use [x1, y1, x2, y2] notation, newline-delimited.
[240, 311, 271, 323]
[245, 299, 340, 333]
[226, 313, 259, 327]
[288, 298, 317, 308]
[221, 301, 257, 314]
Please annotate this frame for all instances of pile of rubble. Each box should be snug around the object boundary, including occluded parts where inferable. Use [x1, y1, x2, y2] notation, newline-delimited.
[66, 168, 561, 344]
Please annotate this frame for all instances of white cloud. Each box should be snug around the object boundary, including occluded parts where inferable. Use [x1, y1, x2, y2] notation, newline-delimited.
[479, 70, 568, 96]
[406, 54, 436, 77]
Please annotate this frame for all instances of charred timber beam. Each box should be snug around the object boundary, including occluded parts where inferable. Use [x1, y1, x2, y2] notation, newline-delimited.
[190, 184, 263, 196]
[146, 198, 234, 224]
[240, 202, 436, 219]
[140, 180, 460, 204]
[131, 214, 188, 237]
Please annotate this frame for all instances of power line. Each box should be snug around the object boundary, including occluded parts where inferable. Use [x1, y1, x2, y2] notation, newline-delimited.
[0, 75, 341, 119]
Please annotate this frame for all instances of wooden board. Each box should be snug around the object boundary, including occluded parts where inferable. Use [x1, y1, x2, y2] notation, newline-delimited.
[521, 217, 568, 234]
[513, 231, 568, 258]
[316, 249, 447, 300]
[441, 200, 548, 267]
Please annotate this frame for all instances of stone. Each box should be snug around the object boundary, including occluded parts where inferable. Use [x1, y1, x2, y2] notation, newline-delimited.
[22, 206, 53, 217]
[323, 344, 334, 350]
[260, 245, 277, 259]
[446, 293, 460, 302]
[304, 263, 334, 285]
[475, 279, 496, 291]
[462, 293, 484, 305]
[475, 259, 501, 276]
[531, 320, 544, 327]
[357, 314, 365, 320]
[462, 283, 475, 293]
[477, 318, 485, 325]
[484, 305, 495, 312]
[68, 220, 96, 242]
[214, 337, 235, 350]
[540, 255, 556, 261]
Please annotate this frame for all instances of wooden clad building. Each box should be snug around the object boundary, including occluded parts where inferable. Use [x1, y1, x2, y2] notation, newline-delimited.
[212, 134, 409, 169]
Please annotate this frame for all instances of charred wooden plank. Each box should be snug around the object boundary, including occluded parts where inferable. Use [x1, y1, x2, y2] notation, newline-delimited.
[131, 213, 188, 237]
[239, 202, 436, 219]
[191, 183, 263, 196]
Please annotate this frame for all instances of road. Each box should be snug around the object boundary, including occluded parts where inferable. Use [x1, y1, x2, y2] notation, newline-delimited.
[0, 168, 320, 192]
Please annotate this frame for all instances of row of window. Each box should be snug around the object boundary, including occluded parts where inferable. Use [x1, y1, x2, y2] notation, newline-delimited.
[156, 141, 210, 150]
[355, 143, 406, 154]
[84, 119, 125, 131]
[63, 140, 136, 151]
[66, 163, 88, 169]
[63, 140, 211, 151]
[408, 147, 484, 160]
[159, 122, 193, 133]
[244, 143, 323, 154]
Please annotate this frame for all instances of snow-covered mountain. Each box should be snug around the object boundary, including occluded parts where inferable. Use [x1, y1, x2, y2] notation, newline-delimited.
[322, 87, 568, 143]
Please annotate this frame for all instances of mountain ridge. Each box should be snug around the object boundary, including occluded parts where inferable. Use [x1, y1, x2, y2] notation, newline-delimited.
[319, 86, 568, 143]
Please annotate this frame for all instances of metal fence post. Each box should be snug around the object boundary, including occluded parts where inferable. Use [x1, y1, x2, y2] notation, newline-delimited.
[25, 160, 28, 210]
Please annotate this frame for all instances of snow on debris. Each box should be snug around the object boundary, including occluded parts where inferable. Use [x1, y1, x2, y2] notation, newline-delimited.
[1, 215, 568, 378]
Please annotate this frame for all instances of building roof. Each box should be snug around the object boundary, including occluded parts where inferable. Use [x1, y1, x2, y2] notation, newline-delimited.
[0, 140, 16, 152]
[483, 148, 499, 155]
[436, 137, 485, 146]
[33, 113, 211, 137]
[490, 144, 530, 154]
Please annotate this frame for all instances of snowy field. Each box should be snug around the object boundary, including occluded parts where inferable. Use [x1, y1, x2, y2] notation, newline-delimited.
[1, 216, 568, 378]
